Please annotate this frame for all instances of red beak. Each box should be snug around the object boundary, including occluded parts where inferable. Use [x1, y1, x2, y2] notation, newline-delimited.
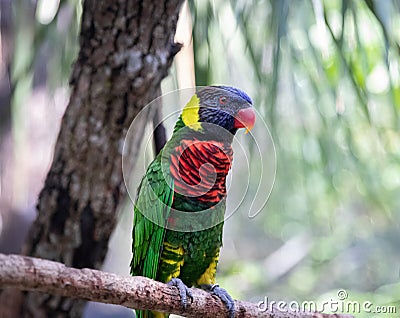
[234, 107, 256, 132]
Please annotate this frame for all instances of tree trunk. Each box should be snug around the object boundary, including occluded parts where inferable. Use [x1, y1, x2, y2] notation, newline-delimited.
[2, 0, 183, 317]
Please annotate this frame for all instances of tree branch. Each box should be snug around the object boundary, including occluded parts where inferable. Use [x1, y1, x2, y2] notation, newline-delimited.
[0, 254, 353, 318]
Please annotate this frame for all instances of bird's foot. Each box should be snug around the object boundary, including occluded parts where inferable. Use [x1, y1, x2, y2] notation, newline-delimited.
[201, 284, 235, 318]
[167, 278, 193, 309]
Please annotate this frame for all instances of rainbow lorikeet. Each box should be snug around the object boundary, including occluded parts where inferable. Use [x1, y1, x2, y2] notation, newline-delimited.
[130, 86, 255, 318]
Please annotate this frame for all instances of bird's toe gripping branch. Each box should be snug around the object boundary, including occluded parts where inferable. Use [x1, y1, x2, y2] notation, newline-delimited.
[202, 283, 235, 318]
[167, 278, 193, 309]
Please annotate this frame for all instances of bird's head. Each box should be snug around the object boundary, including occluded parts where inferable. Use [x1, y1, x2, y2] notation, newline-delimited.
[180, 86, 256, 139]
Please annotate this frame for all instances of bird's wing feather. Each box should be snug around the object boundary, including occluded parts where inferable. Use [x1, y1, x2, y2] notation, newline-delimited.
[130, 155, 174, 279]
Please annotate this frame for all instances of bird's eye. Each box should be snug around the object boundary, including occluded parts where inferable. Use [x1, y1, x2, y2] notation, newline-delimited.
[219, 96, 227, 105]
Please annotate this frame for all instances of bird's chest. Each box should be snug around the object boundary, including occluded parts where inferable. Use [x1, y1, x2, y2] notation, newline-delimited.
[168, 139, 233, 205]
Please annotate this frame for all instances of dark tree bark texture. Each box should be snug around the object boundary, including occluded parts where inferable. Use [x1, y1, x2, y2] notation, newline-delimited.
[2, 1, 184, 317]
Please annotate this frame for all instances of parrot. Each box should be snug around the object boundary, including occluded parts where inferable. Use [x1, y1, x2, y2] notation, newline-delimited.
[130, 86, 256, 318]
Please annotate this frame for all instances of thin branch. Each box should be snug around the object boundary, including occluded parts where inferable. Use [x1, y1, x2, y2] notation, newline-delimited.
[152, 86, 168, 155]
[0, 254, 353, 318]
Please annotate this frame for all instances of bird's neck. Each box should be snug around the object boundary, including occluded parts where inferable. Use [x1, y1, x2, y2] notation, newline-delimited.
[173, 116, 186, 133]
[173, 115, 235, 143]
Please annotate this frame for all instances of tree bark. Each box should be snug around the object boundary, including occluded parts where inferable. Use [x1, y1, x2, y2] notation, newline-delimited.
[0, 254, 354, 318]
[1, 1, 183, 317]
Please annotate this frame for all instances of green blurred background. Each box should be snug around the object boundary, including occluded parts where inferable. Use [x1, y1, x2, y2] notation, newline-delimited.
[1, 0, 399, 317]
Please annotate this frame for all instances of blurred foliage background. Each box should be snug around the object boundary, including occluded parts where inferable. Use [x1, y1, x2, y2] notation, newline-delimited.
[1, 0, 399, 317]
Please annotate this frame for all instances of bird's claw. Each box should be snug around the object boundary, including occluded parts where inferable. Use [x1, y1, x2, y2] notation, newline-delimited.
[203, 284, 235, 318]
[167, 278, 193, 309]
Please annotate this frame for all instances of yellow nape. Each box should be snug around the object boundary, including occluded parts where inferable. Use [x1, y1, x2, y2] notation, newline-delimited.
[182, 94, 202, 131]
[196, 253, 219, 286]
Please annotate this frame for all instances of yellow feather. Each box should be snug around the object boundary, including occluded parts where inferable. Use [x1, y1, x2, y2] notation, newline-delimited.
[196, 252, 219, 286]
[151, 311, 166, 318]
[181, 94, 202, 131]
[161, 259, 180, 265]
[163, 242, 184, 254]
[160, 244, 185, 282]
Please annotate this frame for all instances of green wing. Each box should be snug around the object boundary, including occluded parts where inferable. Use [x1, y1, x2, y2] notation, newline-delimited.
[130, 154, 174, 279]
